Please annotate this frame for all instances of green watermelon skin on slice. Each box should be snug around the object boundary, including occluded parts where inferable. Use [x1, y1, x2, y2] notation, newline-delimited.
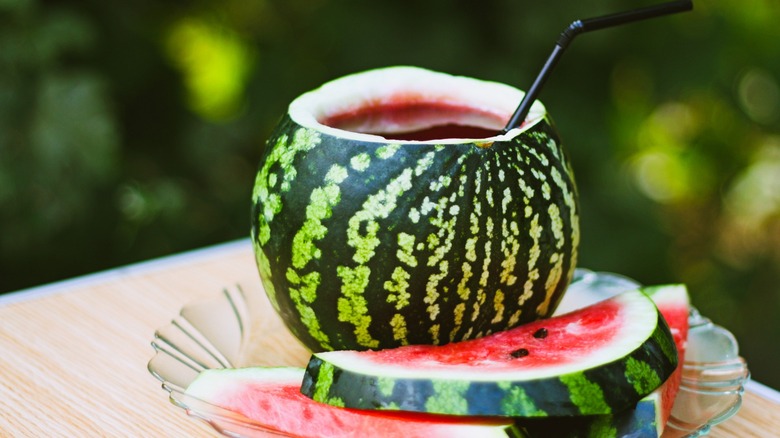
[185, 367, 525, 438]
[302, 289, 678, 417]
[518, 284, 690, 437]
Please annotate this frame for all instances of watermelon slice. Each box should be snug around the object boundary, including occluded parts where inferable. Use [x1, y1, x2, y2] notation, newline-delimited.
[644, 285, 690, 434]
[184, 367, 525, 437]
[517, 284, 690, 437]
[301, 288, 678, 417]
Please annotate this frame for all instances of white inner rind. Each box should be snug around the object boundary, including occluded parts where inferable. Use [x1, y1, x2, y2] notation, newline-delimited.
[646, 284, 689, 308]
[288, 66, 546, 144]
[315, 289, 661, 382]
[186, 367, 304, 397]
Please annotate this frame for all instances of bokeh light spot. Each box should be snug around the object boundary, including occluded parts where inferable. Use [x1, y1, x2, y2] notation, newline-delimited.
[166, 17, 254, 121]
[631, 151, 688, 202]
[718, 137, 780, 267]
[724, 138, 780, 224]
[737, 68, 780, 124]
[628, 101, 712, 204]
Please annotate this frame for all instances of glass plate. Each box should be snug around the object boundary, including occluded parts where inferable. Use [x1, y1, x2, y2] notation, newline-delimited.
[148, 270, 749, 438]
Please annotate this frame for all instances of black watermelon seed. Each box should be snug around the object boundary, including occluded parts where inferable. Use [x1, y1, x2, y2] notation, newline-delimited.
[510, 348, 529, 358]
[533, 328, 548, 339]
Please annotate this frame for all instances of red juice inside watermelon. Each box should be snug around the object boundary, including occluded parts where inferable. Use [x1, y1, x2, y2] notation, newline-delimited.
[321, 98, 505, 141]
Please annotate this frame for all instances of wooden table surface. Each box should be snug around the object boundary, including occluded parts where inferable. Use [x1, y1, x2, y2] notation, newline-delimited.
[1, 239, 778, 437]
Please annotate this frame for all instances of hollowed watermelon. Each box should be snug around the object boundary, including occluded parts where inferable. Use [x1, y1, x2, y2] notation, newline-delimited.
[185, 367, 525, 437]
[250, 66, 580, 352]
[301, 288, 678, 417]
[517, 284, 690, 437]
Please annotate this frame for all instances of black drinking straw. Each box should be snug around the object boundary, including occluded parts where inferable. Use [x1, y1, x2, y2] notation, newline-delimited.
[502, 0, 693, 132]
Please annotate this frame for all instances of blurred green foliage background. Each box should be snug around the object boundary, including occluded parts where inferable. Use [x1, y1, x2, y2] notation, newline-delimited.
[1, 0, 778, 388]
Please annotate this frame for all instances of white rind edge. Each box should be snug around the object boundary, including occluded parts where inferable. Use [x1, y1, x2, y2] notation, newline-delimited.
[316, 289, 663, 382]
[186, 367, 304, 397]
[288, 66, 547, 144]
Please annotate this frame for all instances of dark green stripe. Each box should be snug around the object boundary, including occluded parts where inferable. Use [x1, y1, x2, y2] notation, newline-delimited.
[255, 116, 578, 351]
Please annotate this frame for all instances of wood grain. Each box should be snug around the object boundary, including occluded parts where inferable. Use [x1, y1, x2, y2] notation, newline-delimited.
[0, 239, 776, 437]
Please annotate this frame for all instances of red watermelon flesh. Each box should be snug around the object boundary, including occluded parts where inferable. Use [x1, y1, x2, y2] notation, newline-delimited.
[185, 367, 522, 438]
[375, 299, 622, 370]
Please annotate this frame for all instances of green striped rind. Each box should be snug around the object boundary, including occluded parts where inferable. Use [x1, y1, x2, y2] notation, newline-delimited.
[251, 110, 579, 352]
[516, 395, 661, 437]
[300, 307, 677, 417]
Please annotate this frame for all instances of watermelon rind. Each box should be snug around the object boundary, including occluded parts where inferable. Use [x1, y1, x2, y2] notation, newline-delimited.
[301, 289, 678, 417]
[517, 394, 661, 438]
[185, 367, 526, 438]
[251, 66, 580, 352]
[288, 66, 546, 143]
